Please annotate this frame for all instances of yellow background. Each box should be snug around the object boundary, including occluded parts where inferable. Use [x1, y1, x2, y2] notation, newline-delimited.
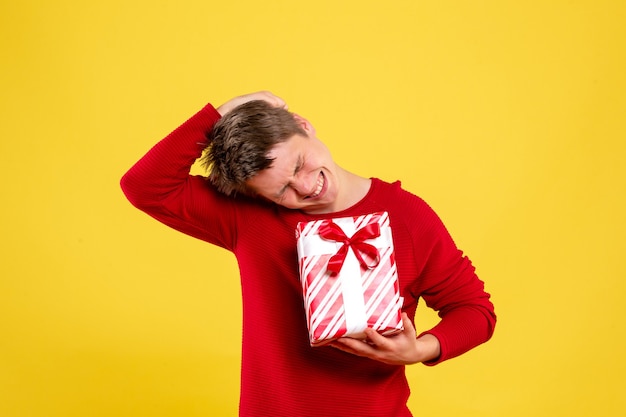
[1, 1, 625, 416]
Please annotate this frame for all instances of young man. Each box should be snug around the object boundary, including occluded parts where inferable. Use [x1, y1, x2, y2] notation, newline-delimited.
[121, 91, 496, 417]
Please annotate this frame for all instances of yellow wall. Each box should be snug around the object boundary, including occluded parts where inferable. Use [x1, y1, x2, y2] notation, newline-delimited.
[1, 1, 625, 416]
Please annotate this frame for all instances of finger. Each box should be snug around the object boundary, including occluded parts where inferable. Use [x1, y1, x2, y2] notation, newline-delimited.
[332, 337, 366, 350]
[331, 337, 374, 355]
[329, 340, 357, 355]
[363, 328, 391, 348]
[256, 91, 287, 109]
[401, 312, 416, 334]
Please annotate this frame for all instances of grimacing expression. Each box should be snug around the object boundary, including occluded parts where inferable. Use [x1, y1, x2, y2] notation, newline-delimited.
[246, 132, 340, 214]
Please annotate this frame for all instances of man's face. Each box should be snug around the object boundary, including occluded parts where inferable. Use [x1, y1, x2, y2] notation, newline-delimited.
[246, 133, 340, 214]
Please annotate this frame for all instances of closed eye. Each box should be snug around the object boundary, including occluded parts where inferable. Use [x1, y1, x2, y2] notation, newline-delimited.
[294, 155, 304, 175]
[274, 155, 304, 200]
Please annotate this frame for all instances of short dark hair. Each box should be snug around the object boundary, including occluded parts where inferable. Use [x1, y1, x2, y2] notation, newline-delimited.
[202, 100, 306, 196]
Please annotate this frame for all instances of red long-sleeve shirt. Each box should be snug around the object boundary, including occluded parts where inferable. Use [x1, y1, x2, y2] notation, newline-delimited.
[121, 103, 496, 417]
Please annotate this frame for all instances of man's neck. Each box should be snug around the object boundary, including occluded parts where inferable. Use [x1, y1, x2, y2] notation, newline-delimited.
[330, 168, 372, 213]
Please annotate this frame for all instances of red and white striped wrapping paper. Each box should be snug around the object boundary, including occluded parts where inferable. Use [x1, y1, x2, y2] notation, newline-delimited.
[295, 212, 403, 346]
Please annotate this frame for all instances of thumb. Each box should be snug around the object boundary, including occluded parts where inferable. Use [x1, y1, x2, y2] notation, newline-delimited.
[401, 312, 416, 335]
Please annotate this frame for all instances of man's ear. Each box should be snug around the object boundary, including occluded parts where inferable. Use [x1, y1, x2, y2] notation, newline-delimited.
[292, 113, 316, 136]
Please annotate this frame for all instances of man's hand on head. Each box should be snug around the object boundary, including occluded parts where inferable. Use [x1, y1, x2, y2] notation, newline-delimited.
[217, 91, 287, 116]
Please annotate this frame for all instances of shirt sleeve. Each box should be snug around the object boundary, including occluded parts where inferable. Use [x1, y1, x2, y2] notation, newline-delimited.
[410, 202, 496, 365]
[120, 103, 239, 250]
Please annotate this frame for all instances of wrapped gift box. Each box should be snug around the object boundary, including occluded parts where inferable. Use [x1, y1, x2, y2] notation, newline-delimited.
[295, 211, 403, 346]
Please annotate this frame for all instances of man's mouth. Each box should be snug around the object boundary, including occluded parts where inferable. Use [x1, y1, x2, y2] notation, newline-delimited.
[309, 172, 325, 198]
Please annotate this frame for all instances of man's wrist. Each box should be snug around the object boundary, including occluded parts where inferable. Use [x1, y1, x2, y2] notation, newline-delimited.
[416, 333, 441, 363]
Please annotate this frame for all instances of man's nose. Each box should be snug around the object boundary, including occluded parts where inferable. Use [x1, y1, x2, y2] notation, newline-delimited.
[291, 173, 315, 196]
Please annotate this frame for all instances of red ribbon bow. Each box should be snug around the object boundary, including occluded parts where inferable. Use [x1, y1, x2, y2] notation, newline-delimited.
[318, 220, 381, 275]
